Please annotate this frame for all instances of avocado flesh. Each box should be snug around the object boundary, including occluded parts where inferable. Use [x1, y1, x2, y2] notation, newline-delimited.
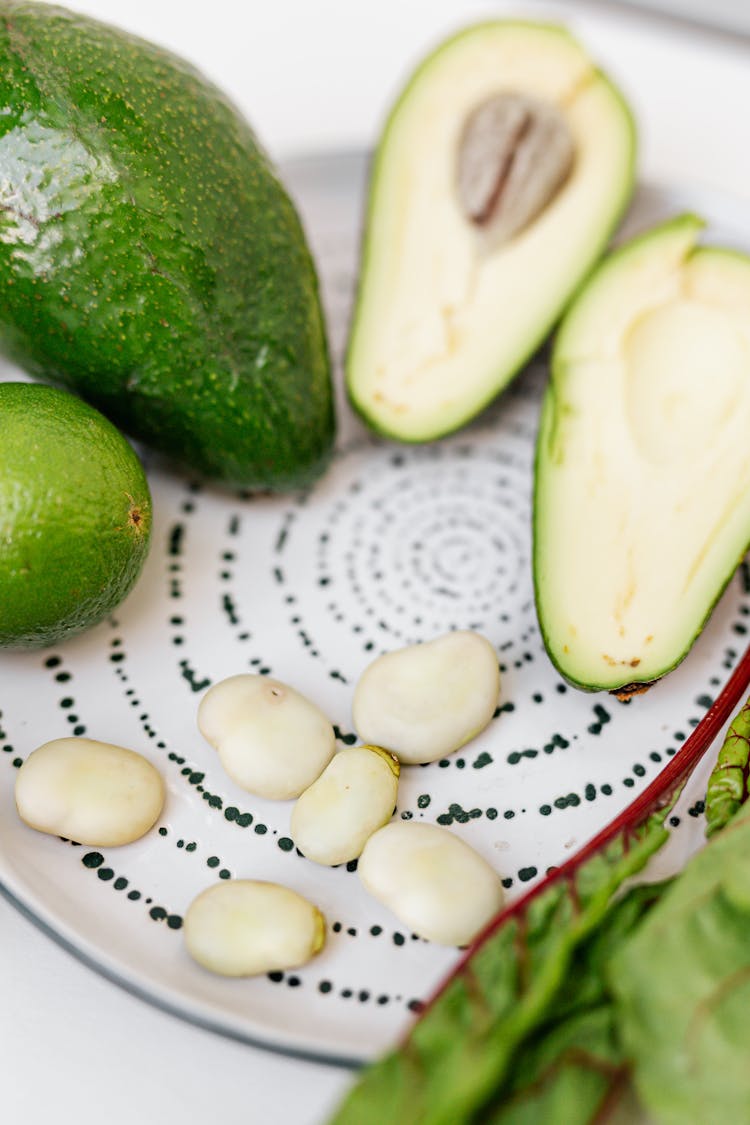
[534, 215, 750, 692]
[0, 2, 333, 489]
[347, 22, 636, 442]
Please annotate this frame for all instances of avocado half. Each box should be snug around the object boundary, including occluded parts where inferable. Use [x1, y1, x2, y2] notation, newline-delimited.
[346, 21, 636, 441]
[0, 2, 334, 489]
[534, 214, 750, 694]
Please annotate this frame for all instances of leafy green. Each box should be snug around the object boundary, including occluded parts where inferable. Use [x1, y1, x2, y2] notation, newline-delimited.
[482, 1006, 621, 1125]
[609, 800, 750, 1125]
[330, 807, 671, 1125]
[705, 696, 750, 836]
[485, 882, 667, 1125]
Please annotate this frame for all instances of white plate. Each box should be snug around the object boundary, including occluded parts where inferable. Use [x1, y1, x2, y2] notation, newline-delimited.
[2, 152, 750, 1065]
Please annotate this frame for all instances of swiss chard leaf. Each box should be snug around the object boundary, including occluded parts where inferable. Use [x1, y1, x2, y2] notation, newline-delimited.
[705, 695, 750, 837]
[485, 882, 668, 1125]
[482, 1006, 622, 1125]
[610, 800, 750, 1125]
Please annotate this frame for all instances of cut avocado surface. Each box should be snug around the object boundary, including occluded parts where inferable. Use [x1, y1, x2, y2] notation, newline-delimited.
[534, 214, 750, 693]
[347, 21, 636, 441]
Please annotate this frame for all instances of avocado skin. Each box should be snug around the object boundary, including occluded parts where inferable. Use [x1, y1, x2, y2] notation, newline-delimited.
[0, 2, 334, 489]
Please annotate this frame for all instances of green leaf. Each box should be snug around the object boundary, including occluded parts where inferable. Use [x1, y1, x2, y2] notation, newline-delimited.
[483, 1007, 621, 1125]
[610, 801, 750, 1125]
[485, 882, 667, 1125]
[705, 694, 750, 837]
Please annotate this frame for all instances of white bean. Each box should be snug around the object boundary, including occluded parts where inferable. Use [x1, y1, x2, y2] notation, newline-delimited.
[15, 737, 165, 847]
[358, 822, 504, 946]
[198, 674, 336, 800]
[184, 880, 326, 977]
[291, 745, 399, 866]
[352, 631, 500, 764]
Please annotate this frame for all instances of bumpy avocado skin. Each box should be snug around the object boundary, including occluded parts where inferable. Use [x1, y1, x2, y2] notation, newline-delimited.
[0, 2, 334, 488]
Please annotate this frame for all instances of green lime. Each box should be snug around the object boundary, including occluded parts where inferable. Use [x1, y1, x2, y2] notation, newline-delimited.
[0, 382, 152, 647]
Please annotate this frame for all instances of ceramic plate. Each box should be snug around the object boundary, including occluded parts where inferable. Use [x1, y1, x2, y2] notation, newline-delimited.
[2, 152, 750, 1066]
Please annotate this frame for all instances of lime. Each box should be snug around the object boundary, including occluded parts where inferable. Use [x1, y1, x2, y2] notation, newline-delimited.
[0, 382, 152, 647]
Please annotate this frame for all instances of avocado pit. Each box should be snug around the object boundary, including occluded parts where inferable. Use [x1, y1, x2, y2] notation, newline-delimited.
[456, 92, 575, 247]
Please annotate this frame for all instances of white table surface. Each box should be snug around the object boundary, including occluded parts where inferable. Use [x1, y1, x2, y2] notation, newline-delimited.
[3, 2, 750, 1123]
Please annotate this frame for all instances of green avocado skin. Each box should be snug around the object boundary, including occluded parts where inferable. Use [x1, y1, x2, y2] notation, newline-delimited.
[0, 2, 334, 489]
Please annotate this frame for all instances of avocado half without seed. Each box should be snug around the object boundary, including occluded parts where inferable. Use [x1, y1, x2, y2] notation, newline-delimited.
[346, 21, 636, 441]
[534, 214, 750, 694]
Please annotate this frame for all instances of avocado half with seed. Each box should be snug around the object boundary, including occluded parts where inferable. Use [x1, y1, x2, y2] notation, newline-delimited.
[534, 214, 750, 694]
[346, 21, 636, 441]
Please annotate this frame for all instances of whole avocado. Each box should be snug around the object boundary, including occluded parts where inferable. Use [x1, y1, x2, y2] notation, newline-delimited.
[0, 2, 334, 488]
